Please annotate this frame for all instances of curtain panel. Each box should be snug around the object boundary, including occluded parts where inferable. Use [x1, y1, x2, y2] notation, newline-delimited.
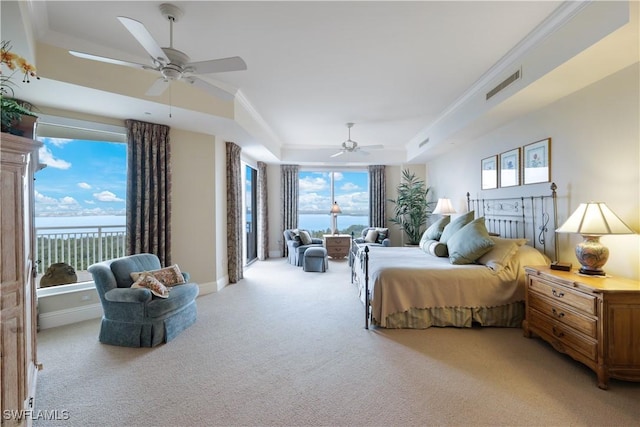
[125, 119, 172, 266]
[257, 161, 269, 261]
[226, 142, 243, 283]
[368, 165, 386, 228]
[280, 164, 299, 257]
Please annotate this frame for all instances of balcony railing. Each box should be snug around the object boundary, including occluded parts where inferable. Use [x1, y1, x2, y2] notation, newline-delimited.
[35, 225, 127, 281]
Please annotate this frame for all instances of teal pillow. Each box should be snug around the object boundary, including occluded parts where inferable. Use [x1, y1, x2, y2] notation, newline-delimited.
[439, 211, 474, 244]
[423, 216, 450, 241]
[446, 217, 495, 265]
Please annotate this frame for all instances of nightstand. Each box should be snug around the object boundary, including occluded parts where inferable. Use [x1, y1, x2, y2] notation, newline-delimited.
[323, 234, 351, 259]
[523, 266, 640, 389]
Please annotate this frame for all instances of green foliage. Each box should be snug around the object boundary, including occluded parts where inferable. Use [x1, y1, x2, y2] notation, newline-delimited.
[388, 169, 434, 245]
[36, 234, 126, 275]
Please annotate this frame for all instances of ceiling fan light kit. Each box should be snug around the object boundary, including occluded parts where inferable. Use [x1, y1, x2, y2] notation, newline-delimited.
[330, 122, 384, 158]
[69, 3, 246, 100]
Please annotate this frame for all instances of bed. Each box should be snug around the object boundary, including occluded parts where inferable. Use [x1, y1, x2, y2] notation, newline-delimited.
[352, 183, 558, 329]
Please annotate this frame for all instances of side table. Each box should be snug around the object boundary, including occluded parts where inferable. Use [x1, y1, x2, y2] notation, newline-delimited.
[323, 234, 351, 259]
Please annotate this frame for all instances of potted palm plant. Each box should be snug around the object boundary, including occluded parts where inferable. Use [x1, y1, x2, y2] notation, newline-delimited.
[388, 169, 434, 245]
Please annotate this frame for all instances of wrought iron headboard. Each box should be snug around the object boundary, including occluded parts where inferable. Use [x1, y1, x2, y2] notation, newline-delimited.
[466, 182, 558, 262]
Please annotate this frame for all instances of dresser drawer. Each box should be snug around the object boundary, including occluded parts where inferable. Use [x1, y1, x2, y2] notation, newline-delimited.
[529, 309, 597, 361]
[528, 292, 597, 338]
[529, 276, 597, 315]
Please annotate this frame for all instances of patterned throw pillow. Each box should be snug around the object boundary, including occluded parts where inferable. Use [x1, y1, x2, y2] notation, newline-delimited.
[375, 228, 389, 244]
[130, 264, 186, 287]
[131, 273, 169, 298]
[298, 230, 313, 245]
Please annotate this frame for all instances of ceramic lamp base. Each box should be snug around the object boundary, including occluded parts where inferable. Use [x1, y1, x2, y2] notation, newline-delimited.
[575, 235, 608, 276]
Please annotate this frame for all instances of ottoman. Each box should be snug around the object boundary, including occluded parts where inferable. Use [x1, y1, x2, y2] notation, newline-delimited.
[303, 247, 328, 272]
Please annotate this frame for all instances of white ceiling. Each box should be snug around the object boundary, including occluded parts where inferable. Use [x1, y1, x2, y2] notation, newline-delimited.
[3, 1, 637, 164]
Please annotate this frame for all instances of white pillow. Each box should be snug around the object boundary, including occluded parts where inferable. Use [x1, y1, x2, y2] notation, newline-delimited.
[364, 229, 379, 243]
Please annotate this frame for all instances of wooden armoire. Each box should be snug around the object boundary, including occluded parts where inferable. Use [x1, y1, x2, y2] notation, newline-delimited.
[1, 133, 42, 426]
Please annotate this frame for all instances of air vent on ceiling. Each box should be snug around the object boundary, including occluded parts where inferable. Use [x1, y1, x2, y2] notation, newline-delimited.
[418, 137, 430, 148]
[486, 69, 521, 101]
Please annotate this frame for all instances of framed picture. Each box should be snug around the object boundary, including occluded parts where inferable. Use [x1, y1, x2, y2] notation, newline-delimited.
[499, 148, 520, 187]
[481, 155, 498, 190]
[523, 138, 551, 184]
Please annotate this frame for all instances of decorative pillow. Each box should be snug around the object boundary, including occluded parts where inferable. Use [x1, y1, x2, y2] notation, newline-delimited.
[364, 229, 379, 243]
[290, 229, 302, 243]
[477, 237, 528, 273]
[439, 211, 475, 244]
[298, 230, 313, 245]
[420, 238, 448, 257]
[131, 273, 169, 298]
[446, 217, 495, 265]
[423, 216, 450, 241]
[130, 264, 186, 287]
[374, 228, 389, 244]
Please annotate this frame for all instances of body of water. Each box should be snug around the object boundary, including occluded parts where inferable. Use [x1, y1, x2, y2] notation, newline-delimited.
[299, 214, 368, 233]
[35, 215, 126, 233]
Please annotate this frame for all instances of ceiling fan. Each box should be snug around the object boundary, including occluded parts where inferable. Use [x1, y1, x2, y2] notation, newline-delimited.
[330, 123, 383, 158]
[69, 3, 246, 100]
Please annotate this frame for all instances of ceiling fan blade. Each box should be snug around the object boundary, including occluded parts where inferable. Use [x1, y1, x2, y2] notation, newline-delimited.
[358, 144, 384, 150]
[188, 77, 236, 101]
[145, 78, 170, 96]
[330, 151, 345, 158]
[69, 50, 148, 70]
[117, 16, 167, 63]
[188, 56, 248, 74]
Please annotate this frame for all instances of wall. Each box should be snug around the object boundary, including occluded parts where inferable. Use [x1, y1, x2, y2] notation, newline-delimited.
[171, 128, 219, 294]
[427, 63, 640, 280]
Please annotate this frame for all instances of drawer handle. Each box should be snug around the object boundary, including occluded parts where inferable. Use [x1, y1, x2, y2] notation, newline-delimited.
[551, 308, 565, 318]
[552, 326, 565, 338]
[552, 289, 565, 298]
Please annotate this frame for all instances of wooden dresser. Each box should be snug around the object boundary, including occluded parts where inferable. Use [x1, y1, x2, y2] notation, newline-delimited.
[1, 133, 42, 426]
[323, 234, 351, 259]
[523, 266, 640, 389]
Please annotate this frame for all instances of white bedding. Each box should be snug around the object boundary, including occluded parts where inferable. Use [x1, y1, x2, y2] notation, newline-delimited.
[353, 244, 548, 327]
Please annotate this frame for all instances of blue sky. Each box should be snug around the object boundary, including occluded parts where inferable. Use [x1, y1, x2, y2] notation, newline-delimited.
[299, 170, 368, 216]
[35, 138, 127, 217]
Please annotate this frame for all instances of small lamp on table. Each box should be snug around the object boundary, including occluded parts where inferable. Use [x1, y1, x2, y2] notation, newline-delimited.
[330, 201, 342, 235]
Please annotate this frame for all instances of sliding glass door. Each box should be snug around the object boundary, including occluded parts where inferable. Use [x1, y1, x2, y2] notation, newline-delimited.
[245, 165, 258, 264]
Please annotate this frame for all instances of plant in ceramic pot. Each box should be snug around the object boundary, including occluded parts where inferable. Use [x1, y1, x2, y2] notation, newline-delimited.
[388, 169, 435, 245]
[1, 40, 39, 136]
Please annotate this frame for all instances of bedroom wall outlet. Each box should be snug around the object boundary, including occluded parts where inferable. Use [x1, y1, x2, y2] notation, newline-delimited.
[550, 261, 572, 271]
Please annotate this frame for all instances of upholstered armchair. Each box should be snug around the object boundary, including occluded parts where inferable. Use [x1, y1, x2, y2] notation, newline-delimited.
[88, 253, 199, 347]
[283, 229, 323, 266]
[354, 227, 391, 247]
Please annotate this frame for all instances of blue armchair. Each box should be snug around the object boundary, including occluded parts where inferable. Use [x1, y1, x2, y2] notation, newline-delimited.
[88, 253, 199, 347]
[283, 229, 323, 266]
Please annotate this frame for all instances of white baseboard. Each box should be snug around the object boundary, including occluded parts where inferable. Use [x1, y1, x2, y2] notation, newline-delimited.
[39, 303, 103, 330]
[197, 281, 218, 296]
[217, 275, 228, 291]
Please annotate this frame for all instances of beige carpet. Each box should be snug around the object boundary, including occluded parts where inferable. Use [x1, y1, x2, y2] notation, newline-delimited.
[34, 257, 640, 426]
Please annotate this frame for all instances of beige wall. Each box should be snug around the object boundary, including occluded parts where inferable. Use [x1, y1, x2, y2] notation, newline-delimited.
[426, 63, 640, 279]
[171, 128, 219, 293]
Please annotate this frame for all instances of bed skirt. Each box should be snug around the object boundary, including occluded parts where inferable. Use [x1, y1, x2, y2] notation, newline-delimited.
[373, 302, 525, 329]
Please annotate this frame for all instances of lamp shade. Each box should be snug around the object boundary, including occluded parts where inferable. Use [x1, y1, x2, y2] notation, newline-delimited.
[556, 202, 634, 235]
[330, 201, 342, 214]
[432, 198, 456, 216]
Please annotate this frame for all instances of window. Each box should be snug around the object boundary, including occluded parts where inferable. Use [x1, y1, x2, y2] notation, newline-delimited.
[298, 170, 369, 238]
[34, 115, 127, 287]
[245, 164, 257, 264]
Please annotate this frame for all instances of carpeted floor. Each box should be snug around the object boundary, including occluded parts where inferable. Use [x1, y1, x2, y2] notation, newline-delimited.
[34, 257, 640, 426]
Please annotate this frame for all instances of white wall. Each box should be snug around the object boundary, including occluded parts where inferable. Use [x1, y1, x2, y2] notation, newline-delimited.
[427, 63, 640, 280]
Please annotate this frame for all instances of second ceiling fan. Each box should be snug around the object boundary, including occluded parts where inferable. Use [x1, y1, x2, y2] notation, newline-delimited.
[331, 123, 383, 158]
[69, 3, 246, 100]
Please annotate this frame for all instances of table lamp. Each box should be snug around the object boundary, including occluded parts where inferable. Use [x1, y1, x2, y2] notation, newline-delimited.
[330, 201, 342, 235]
[432, 198, 456, 216]
[556, 202, 635, 276]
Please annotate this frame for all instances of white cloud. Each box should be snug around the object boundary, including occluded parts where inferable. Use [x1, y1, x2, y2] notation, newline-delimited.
[34, 190, 58, 204]
[38, 146, 71, 170]
[333, 172, 344, 181]
[47, 138, 72, 147]
[77, 182, 91, 189]
[60, 196, 79, 205]
[93, 190, 125, 202]
[340, 182, 360, 192]
[299, 176, 328, 192]
[85, 200, 95, 205]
